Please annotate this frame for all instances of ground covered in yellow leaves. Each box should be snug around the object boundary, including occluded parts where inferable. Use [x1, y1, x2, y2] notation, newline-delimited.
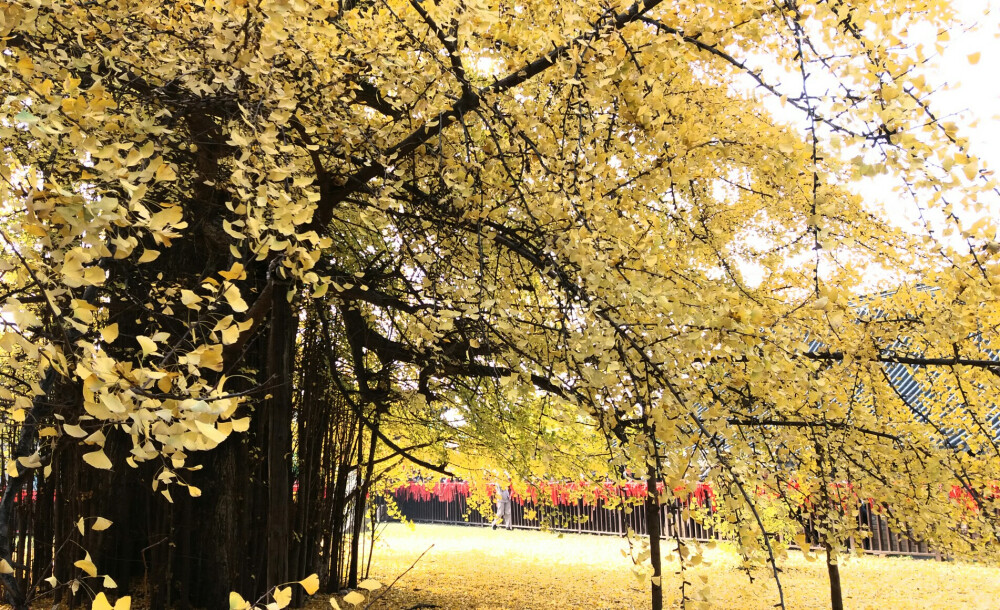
[319, 523, 999, 610]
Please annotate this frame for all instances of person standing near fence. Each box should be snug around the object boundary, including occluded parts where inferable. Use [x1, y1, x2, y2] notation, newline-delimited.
[492, 481, 513, 530]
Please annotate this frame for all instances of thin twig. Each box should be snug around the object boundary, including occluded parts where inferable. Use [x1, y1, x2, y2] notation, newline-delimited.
[362, 544, 434, 609]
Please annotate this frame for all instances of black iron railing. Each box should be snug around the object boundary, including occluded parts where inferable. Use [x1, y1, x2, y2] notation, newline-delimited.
[393, 493, 940, 559]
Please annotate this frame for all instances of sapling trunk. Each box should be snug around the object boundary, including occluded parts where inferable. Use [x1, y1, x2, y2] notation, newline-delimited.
[644, 463, 663, 610]
[826, 544, 844, 610]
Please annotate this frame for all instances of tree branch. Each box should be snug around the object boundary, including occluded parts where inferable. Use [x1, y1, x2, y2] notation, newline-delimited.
[311, 0, 665, 228]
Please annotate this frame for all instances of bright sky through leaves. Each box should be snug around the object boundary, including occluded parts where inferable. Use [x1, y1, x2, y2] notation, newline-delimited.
[870, 1, 1000, 236]
[929, 2, 1000, 171]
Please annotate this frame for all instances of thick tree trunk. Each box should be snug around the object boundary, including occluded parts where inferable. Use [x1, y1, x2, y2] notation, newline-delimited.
[183, 314, 270, 608]
[199, 436, 253, 604]
[266, 276, 297, 591]
[644, 464, 663, 610]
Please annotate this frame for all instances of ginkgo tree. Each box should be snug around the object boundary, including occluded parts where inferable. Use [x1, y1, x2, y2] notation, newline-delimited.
[1, 1, 999, 610]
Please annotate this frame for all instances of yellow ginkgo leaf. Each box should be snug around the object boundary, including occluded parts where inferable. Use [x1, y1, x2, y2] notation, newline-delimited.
[0, 559, 14, 574]
[357, 579, 381, 591]
[195, 420, 229, 444]
[63, 423, 88, 438]
[299, 573, 320, 595]
[82, 449, 113, 470]
[223, 284, 248, 313]
[136, 335, 158, 356]
[101, 323, 119, 343]
[18, 453, 42, 468]
[220, 262, 247, 281]
[220, 323, 241, 345]
[273, 586, 292, 609]
[794, 533, 810, 551]
[74, 552, 98, 578]
[342, 591, 365, 605]
[149, 205, 184, 231]
[155, 162, 177, 181]
[92, 592, 113, 610]
[229, 592, 249, 610]
[137, 249, 160, 263]
[93, 517, 113, 531]
[180, 289, 202, 308]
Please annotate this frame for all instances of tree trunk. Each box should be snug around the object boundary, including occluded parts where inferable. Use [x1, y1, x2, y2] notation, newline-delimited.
[328, 454, 353, 589]
[187, 436, 253, 606]
[826, 544, 844, 610]
[347, 418, 366, 589]
[0, 367, 59, 610]
[349, 418, 378, 587]
[266, 276, 297, 591]
[644, 464, 663, 610]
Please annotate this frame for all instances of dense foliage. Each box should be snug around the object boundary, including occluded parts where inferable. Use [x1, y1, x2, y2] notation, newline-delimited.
[1, 1, 998, 609]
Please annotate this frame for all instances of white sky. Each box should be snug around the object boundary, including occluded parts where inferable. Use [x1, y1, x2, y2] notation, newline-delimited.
[866, 1, 1000, 242]
[732, 3, 1000, 288]
[929, 2, 1000, 172]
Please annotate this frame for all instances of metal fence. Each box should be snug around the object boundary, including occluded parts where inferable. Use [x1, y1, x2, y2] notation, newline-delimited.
[393, 492, 940, 559]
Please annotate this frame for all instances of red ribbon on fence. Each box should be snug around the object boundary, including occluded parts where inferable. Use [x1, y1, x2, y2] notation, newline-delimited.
[393, 479, 716, 509]
[393, 479, 998, 513]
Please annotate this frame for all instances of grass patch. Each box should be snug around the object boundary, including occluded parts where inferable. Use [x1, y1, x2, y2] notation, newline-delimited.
[324, 523, 999, 609]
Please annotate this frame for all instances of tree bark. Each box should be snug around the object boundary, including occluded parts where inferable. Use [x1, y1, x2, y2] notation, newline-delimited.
[0, 367, 57, 610]
[644, 463, 663, 610]
[347, 418, 366, 589]
[826, 544, 844, 610]
[349, 417, 378, 587]
[266, 276, 297, 591]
